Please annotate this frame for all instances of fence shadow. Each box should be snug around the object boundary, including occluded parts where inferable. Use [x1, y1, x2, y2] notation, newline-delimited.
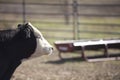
[45, 57, 85, 64]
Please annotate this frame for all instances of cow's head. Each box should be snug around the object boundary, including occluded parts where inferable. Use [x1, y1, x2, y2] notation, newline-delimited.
[18, 22, 53, 58]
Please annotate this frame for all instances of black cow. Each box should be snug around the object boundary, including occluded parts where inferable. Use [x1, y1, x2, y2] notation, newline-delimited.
[0, 22, 53, 80]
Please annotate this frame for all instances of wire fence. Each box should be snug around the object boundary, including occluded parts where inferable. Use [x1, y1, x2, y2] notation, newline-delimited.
[0, 0, 120, 40]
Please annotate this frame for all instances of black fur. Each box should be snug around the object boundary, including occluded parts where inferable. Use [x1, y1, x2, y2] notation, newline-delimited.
[0, 23, 37, 80]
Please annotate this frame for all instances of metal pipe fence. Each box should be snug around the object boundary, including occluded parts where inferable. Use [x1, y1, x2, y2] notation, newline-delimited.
[0, 0, 120, 40]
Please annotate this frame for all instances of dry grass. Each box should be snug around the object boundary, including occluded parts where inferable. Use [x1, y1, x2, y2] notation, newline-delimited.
[11, 51, 120, 80]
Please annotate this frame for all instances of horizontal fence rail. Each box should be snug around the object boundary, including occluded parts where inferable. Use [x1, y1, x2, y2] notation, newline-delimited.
[0, 0, 120, 40]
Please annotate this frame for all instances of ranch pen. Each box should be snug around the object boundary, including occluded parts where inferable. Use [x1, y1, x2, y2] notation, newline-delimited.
[0, 0, 120, 40]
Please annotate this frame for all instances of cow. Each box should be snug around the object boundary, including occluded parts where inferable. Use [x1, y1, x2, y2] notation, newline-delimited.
[0, 22, 53, 80]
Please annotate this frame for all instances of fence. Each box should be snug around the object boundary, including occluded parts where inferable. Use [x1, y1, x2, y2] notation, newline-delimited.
[0, 0, 120, 41]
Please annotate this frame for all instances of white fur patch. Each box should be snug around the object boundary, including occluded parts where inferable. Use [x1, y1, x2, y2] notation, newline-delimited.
[28, 22, 53, 59]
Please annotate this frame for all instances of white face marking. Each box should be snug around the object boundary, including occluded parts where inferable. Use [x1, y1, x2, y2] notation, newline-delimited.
[27, 22, 53, 58]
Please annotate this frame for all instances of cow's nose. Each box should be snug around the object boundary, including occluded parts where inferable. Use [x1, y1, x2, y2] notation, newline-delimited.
[49, 47, 54, 51]
[48, 47, 54, 55]
[50, 47, 54, 50]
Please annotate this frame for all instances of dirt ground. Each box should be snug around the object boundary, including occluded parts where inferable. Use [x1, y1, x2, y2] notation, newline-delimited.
[11, 52, 120, 80]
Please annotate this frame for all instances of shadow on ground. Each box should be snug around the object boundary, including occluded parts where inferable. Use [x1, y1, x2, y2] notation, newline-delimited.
[45, 57, 85, 64]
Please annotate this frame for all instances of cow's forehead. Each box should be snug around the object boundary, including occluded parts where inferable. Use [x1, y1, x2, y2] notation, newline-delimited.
[27, 22, 43, 37]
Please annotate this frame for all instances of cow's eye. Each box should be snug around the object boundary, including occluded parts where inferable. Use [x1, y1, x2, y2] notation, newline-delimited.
[36, 36, 42, 40]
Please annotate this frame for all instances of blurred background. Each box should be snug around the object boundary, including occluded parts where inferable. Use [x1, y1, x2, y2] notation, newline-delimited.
[0, 0, 120, 80]
[0, 0, 120, 42]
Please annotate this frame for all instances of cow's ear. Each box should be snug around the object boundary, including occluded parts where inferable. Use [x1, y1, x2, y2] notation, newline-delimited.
[18, 24, 23, 29]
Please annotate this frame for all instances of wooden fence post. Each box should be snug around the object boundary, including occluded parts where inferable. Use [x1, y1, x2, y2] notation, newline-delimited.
[63, 0, 69, 24]
[22, 0, 26, 23]
[72, 0, 79, 40]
